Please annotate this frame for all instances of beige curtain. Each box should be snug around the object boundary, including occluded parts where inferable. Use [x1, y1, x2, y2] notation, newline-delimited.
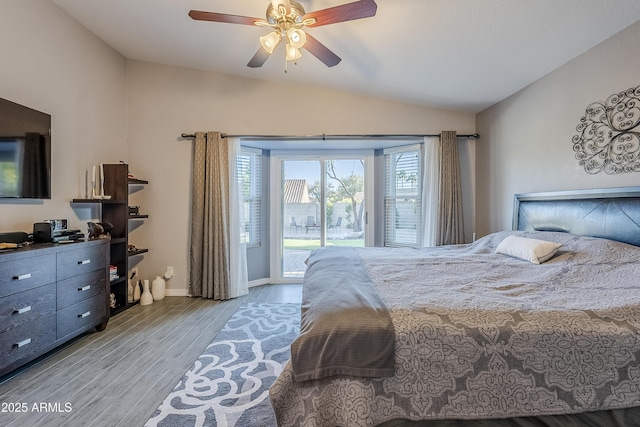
[189, 131, 248, 300]
[437, 131, 465, 245]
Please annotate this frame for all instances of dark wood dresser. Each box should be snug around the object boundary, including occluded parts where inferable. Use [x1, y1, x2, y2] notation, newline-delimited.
[0, 239, 109, 377]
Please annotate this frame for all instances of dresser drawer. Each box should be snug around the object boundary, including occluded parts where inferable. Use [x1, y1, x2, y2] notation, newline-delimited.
[0, 313, 57, 368]
[0, 283, 56, 334]
[56, 244, 107, 281]
[57, 293, 106, 339]
[57, 269, 106, 310]
[0, 254, 56, 298]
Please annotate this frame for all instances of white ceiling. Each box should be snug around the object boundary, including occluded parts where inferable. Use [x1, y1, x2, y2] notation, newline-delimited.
[51, 0, 640, 113]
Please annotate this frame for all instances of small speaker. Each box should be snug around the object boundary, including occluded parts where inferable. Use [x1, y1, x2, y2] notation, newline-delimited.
[0, 231, 29, 244]
[33, 222, 53, 243]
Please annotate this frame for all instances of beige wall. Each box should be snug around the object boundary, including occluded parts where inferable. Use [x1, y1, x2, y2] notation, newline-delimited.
[0, 0, 128, 232]
[125, 61, 476, 293]
[476, 21, 640, 236]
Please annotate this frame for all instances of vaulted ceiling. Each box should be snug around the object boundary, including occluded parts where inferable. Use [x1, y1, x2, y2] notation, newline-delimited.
[52, 0, 640, 113]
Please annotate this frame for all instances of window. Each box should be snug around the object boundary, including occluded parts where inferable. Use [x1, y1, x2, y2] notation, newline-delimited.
[384, 145, 422, 247]
[238, 147, 262, 247]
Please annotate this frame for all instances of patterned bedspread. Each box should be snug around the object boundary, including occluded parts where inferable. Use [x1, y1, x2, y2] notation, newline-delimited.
[269, 231, 640, 426]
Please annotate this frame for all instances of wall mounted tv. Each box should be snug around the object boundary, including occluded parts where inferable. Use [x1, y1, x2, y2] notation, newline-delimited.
[0, 97, 51, 199]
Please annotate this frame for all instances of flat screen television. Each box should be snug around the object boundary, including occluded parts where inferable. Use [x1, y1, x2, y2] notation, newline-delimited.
[0, 97, 51, 199]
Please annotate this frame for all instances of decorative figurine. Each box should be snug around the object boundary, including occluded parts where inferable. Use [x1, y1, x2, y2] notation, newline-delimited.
[87, 222, 113, 239]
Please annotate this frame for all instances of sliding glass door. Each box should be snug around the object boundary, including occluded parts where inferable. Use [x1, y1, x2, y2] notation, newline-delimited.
[282, 159, 321, 278]
[272, 152, 373, 281]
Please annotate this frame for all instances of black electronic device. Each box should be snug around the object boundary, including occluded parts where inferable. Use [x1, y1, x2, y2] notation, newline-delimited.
[33, 222, 53, 243]
[53, 228, 81, 237]
[0, 231, 29, 244]
[52, 233, 84, 243]
[0, 97, 52, 199]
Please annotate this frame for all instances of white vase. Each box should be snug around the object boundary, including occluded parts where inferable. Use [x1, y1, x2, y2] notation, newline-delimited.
[151, 276, 166, 301]
[140, 279, 153, 305]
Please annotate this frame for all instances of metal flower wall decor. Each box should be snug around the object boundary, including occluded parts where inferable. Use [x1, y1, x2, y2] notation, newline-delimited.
[572, 85, 640, 174]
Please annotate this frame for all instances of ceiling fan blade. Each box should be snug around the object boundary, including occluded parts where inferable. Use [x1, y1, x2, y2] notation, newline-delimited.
[303, 33, 341, 67]
[304, 0, 377, 28]
[188, 10, 260, 26]
[247, 47, 271, 68]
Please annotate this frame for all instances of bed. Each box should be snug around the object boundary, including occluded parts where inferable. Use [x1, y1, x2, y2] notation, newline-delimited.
[269, 186, 640, 426]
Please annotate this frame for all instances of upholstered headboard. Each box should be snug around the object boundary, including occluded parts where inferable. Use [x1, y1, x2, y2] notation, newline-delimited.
[513, 186, 640, 247]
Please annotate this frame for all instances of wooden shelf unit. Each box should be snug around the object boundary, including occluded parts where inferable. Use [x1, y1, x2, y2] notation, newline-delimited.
[72, 163, 148, 315]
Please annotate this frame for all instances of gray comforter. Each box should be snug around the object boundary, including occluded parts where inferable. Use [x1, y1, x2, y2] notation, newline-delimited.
[270, 231, 640, 426]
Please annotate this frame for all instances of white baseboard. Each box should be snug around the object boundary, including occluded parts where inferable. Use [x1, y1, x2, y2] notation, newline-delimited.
[165, 288, 190, 297]
[249, 278, 271, 288]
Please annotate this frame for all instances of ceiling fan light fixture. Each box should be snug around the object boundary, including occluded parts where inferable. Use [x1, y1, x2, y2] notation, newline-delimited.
[286, 44, 302, 61]
[260, 31, 281, 53]
[287, 28, 307, 48]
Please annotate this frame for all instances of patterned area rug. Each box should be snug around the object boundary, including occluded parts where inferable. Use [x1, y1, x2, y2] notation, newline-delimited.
[146, 303, 300, 427]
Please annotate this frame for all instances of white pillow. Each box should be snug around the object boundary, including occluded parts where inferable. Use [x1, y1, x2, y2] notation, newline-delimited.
[495, 235, 562, 264]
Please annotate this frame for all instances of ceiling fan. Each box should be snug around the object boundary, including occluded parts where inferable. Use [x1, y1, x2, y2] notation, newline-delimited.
[188, 0, 377, 69]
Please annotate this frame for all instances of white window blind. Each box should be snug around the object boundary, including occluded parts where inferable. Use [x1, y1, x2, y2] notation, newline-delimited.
[384, 145, 422, 247]
[238, 147, 262, 247]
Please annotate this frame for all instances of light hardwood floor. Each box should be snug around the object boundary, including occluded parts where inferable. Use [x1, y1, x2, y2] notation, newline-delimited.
[0, 284, 302, 427]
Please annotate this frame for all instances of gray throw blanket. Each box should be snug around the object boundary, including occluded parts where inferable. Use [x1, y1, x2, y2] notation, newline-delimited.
[290, 246, 395, 381]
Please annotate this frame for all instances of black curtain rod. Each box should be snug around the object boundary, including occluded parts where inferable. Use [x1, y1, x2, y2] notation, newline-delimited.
[179, 133, 479, 140]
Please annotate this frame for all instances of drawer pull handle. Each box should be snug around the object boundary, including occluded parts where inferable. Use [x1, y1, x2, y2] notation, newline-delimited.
[78, 259, 91, 265]
[79, 311, 91, 319]
[16, 338, 31, 348]
[13, 273, 32, 281]
[15, 306, 32, 315]
[78, 285, 91, 292]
